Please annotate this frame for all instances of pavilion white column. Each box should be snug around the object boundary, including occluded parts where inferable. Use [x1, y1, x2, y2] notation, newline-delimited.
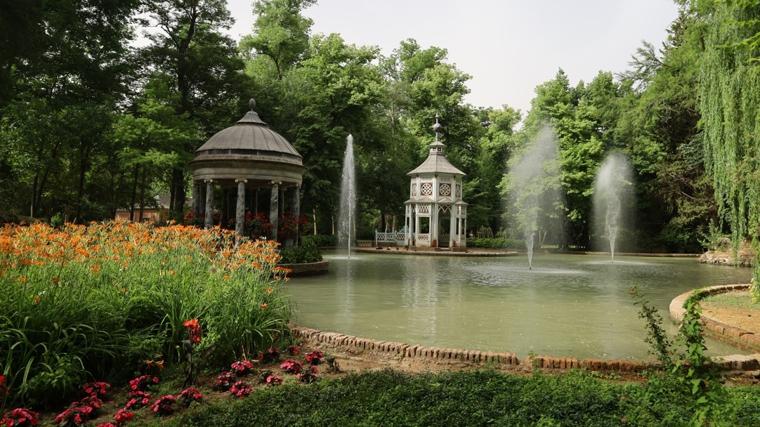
[449, 206, 456, 248]
[414, 207, 420, 247]
[457, 207, 463, 245]
[270, 182, 280, 241]
[235, 179, 246, 237]
[191, 182, 200, 221]
[431, 205, 438, 247]
[204, 180, 214, 229]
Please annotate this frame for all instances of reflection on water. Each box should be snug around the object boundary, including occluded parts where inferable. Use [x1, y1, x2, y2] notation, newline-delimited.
[287, 253, 752, 360]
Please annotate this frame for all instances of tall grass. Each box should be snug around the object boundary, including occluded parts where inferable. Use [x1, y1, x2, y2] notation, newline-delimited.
[0, 222, 291, 407]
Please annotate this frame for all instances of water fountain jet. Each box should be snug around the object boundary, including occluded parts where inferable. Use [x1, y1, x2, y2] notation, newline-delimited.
[506, 126, 562, 270]
[593, 152, 634, 262]
[338, 134, 356, 259]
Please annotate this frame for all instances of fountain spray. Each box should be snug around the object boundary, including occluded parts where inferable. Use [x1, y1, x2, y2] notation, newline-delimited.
[593, 152, 633, 262]
[506, 126, 562, 270]
[338, 134, 356, 259]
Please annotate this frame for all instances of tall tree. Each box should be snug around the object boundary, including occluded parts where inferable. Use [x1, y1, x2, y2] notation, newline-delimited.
[141, 0, 250, 220]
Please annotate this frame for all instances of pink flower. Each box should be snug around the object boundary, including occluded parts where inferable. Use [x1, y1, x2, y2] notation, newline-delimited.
[125, 391, 151, 410]
[280, 359, 302, 374]
[231, 359, 255, 376]
[2, 408, 39, 426]
[304, 351, 324, 365]
[128, 375, 159, 392]
[82, 381, 110, 399]
[265, 374, 282, 385]
[229, 381, 252, 398]
[297, 365, 319, 383]
[178, 386, 203, 407]
[287, 345, 301, 355]
[262, 346, 280, 363]
[214, 371, 236, 391]
[150, 395, 177, 416]
[113, 408, 134, 425]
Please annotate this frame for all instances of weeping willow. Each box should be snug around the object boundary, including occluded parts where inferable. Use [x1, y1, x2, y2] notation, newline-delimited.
[699, 0, 760, 298]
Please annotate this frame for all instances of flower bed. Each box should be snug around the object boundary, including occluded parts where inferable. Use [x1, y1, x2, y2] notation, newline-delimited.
[0, 221, 292, 407]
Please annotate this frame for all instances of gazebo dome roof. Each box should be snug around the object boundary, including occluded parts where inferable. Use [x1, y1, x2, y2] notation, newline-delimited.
[407, 150, 465, 176]
[190, 99, 304, 184]
[195, 99, 302, 162]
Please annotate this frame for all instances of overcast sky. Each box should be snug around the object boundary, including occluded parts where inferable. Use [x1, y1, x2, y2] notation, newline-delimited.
[224, 0, 679, 114]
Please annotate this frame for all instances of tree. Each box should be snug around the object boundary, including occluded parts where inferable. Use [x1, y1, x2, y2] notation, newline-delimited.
[141, 0, 250, 220]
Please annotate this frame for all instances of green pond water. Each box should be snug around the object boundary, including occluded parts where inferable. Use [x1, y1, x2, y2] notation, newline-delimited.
[286, 252, 752, 360]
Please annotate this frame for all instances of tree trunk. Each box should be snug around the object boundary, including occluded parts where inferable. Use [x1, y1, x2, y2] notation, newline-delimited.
[129, 165, 139, 221]
[138, 167, 147, 222]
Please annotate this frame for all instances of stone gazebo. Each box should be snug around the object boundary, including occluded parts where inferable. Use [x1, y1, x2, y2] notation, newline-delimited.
[190, 99, 304, 241]
[405, 117, 467, 249]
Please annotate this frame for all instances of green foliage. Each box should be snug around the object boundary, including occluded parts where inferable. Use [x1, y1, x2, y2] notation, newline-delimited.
[0, 224, 290, 407]
[633, 289, 727, 425]
[699, 0, 760, 298]
[468, 237, 520, 249]
[279, 239, 323, 264]
[160, 369, 760, 427]
[301, 234, 337, 248]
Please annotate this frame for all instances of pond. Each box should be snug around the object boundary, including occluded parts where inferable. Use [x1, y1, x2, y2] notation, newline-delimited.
[286, 252, 752, 360]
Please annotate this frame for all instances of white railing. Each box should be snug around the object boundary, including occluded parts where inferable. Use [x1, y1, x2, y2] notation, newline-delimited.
[375, 230, 407, 246]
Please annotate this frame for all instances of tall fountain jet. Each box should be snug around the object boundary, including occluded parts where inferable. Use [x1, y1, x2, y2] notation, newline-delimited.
[338, 134, 356, 259]
[506, 126, 562, 270]
[593, 152, 634, 262]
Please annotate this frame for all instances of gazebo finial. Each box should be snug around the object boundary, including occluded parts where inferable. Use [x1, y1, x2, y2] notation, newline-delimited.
[432, 114, 443, 142]
[248, 97, 256, 111]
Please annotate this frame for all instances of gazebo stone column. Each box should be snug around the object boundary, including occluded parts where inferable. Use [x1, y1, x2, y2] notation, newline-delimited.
[204, 180, 214, 229]
[235, 179, 247, 237]
[270, 182, 280, 241]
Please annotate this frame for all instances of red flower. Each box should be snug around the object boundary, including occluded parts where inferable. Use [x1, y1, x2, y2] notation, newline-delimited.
[83, 381, 110, 399]
[113, 408, 134, 425]
[128, 375, 159, 392]
[0, 374, 6, 396]
[297, 366, 319, 384]
[265, 373, 282, 385]
[150, 395, 176, 416]
[231, 359, 255, 376]
[229, 381, 252, 398]
[280, 359, 302, 374]
[287, 345, 301, 355]
[1, 408, 39, 426]
[125, 391, 151, 410]
[183, 318, 202, 345]
[304, 350, 324, 365]
[178, 386, 203, 407]
[54, 396, 102, 426]
[261, 346, 280, 363]
[214, 371, 236, 391]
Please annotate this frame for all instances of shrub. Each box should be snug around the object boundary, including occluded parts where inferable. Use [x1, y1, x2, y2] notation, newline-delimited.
[301, 234, 336, 248]
[468, 237, 520, 249]
[278, 239, 322, 264]
[0, 222, 291, 407]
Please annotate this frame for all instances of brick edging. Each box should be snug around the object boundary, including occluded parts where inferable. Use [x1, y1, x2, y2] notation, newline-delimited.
[669, 283, 760, 351]
[291, 326, 655, 373]
[291, 325, 760, 373]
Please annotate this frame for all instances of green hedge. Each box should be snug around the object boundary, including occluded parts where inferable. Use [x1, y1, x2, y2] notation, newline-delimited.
[155, 370, 760, 427]
[468, 237, 521, 249]
[279, 239, 323, 264]
[301, 234, 336, 248]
